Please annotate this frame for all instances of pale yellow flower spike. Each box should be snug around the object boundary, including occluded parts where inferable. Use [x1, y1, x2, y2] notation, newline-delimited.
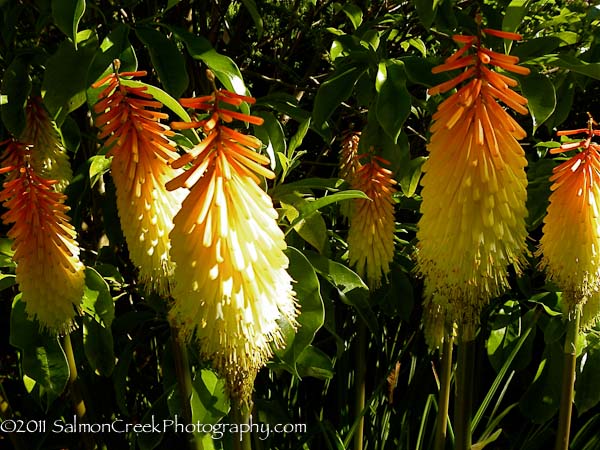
[21, 97, 73, 192]
[347, 155, 397, 289]
[417, 28, 530, 341]
[92, 70, 186, 295]
[0, 142, 84, 334]
[167, 88, 297, 405]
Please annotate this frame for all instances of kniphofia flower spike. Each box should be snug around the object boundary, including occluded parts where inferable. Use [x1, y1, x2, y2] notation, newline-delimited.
[539, 117, 600, 317]
[92, 64, 185, 295]
[0, 140, 84, 333]
[20, 97, 73, 192]
[347, 155, 397, 289]
[167, 76, 296, 405]
[417, 22, 530, 340]
[339, 131, 362, 220]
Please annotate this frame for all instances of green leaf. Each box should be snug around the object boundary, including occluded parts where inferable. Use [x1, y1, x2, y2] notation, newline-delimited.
[286, 190, 368, 232]
[520, 341, 563, 423]
[51, 0, 86, 48]
[542, 54, 600, 80]
[89, 155, 112, 188]
[9, 295, 70, 409]
[341, 4, 363, 30]
[502, 0, 531, 53]
[575, 334, 600, 413]
[520, 73, 556, 134]
[414, 0, 440, 29]
[137, 385, 172, 450]
[119, 79, 191, 121]
[42, 29, 98, 119]
[191, 369, 230, 425]
[83, 315, 115, 376]
[82, 267, 115, 327]
[400, 56, 448, 87]
[0, 238, 16, 269]
[271, 177, 345, 198]
[312, 63, 367, 132]
[0, 274, 16, 291]
[288, 117, 311, 158]
[296, 346, 334, 379]
[274, 248, 324, 377]
[135, 27, 189, 97]
[376, 62, 411, 143]
[398, 156, 425, 198]
[240, 0, 264, 37]
[1, 58, 31, 137]
[253, 111, 285, 171]
[169, 26, 248, 96]
[511, 36, 562, 59]
[87, 24, 135, 85]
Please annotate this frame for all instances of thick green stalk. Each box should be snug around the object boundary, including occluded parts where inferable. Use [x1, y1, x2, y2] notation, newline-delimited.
[434, 334, 454, 450]
[0, 382, 25, 450]
[554, 305, 581, 450]
[170, 327, 201, 450]
[63, 333, 94, 450]
[353, 320, 367, 450]
[232, 402, 252, 450]
[454, 333, 476, 450]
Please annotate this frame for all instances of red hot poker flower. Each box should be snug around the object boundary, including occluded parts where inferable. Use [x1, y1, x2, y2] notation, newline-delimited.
[167, 86, 296, 405]
[0, 141, 84, 333]
[92, 69, 185, 295]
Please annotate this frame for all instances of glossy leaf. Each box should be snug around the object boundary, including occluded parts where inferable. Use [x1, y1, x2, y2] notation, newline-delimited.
[169, 26, 248, 96]
[296, 346, 334, 379]
[341, 4, 363, 30]
[376, 61, 411, 143]
[82, 316, 115, 376]
[312, 63, 367, 132]
[1, 58, 31, 137]
[575, 334, 600, 414]
[82, 267, 115, 327]
[520, 72, 556, 134]
[9, 295, 70, 409]
[519, 341, 563, 423]
[51, 0, 86, 48]
[87, 23, 135, 85]
[119, 79, 191, 121]
[502, 0, 531, 53]
[286, 190, 368, 232]
[190, 369, 230, 425]
[274, 248, 325, 377]
[135, 27, 189, 97]
[240, 0, 264, 37]
[253, 110, 285, 171]
[42, 29, 98, 119]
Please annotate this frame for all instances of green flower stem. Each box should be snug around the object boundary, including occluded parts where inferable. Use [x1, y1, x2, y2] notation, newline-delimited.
[63, 333, 94, 450]
[232, 402, 252, 450]
[554, 305, 581, 450]
[0, 381, 25, 450]
[434, 333, 454, 450]
[454, 334, 475, 450]
[353, 320, 367, 450]
[170, 327, 201, 450]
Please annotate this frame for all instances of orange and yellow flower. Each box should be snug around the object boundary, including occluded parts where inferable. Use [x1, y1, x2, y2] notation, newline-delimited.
[167, 86, 296, 403]
[347, 155, 396, 288]
[92, 70, 185, 295]
[538, 123, 600, 311]
[20, 97, 73, 192]
[417, 26, 530, 340]
[0, 141, 84, 333]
